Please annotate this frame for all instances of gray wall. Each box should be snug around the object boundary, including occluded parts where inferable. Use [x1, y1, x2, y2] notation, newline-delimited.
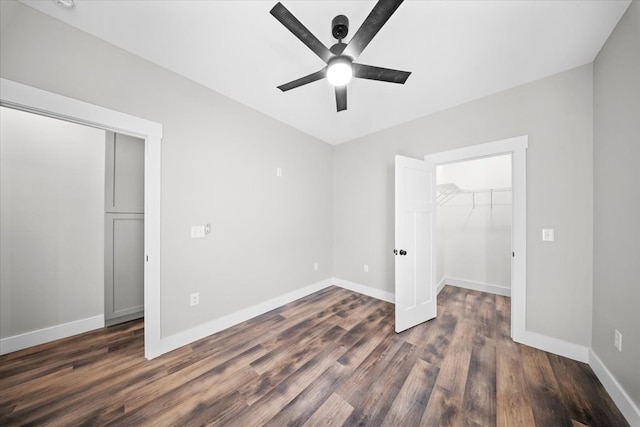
[0, 107, 105, 337]
[593, 0, 640, 407]
[334, 64, 594, 347]
[0, 0, 334, 338]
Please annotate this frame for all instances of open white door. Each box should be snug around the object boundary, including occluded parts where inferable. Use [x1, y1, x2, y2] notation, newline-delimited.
[395, 155, 437, 333]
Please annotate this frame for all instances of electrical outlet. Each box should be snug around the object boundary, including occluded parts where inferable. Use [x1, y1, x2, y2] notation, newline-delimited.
[190, 292, 199, 307]
[364, 264, 369, 273]
[614, 329, 622, 352]
[314, 262, 318, 271]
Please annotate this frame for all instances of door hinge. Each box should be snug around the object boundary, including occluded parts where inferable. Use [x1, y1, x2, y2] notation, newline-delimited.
[146, 255, 149, 262]
[512, 252, 515, 258]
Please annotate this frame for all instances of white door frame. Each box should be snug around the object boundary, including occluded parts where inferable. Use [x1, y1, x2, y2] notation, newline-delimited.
[0, 78, 163, 359]
[425, 135, 527, 342]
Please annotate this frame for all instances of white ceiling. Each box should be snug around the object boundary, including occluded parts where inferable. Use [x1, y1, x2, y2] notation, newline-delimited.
[21, 0, 630, 145]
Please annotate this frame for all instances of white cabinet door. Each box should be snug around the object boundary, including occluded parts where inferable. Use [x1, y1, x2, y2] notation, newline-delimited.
[395, 155, 437, 332]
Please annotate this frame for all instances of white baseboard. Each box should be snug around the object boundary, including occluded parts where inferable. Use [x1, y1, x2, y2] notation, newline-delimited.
[149, 278, 334, 359]
[437, 277, 447, 294]
[0, 315, 104, 355]
[444, 277, 511, 297]
[332, 278, 395, 303]
[589, 349, 640, 426]
[513, 330, 590, 363]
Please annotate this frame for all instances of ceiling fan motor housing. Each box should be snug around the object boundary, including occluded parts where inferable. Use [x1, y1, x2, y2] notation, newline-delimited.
[332, 15, 349, 40]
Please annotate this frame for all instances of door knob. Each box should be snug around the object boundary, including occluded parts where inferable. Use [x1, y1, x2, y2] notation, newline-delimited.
[399, 249, 407, 256]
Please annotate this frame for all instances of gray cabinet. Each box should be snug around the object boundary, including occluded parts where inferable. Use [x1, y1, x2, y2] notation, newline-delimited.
[105, 132, 145, 214]
[104, 132, 144, 326]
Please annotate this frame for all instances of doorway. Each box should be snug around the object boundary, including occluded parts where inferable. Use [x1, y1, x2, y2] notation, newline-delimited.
[0, 78, 162, 359]
[425, 135, 527, 341]
[436, 154, 512, 296]
[0, 110, 145, 331]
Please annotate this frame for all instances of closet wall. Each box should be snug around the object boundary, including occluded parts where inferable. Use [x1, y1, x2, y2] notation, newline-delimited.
[436, 155, 512, 291]
[0, 107, 105, 340]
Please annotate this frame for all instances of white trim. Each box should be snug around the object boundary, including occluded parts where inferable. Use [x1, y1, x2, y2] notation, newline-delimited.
[147, 279, 334, 359]
[424, 135, 528, 165]
[0, 315, 104, 355]
[517, 330, 589, 363]
[0, 78, 163, 360]
[333, 278, 395, 303]
[589, 349, 640, 426]
[436, 277, 447, 294]
[425, 135, 527, 344]
[444, 277, 511, 297]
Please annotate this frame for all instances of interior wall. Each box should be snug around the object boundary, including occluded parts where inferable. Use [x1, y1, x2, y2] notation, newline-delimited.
[593, 0, 640, 407]
[0, 107, 105, 338]
[0, 0, 334, 339]
[334, 63, 593, 347]
[437, 155, 512, 288]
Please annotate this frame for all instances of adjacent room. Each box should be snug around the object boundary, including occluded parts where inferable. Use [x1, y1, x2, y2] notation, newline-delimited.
[1, 0, 638, 425]
[436, 155, 513, 297]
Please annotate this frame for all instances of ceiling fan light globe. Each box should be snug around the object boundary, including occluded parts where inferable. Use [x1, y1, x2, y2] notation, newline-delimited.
[327, 61, 353, 86]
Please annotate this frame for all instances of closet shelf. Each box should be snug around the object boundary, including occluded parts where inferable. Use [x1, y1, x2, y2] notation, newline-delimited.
[437, 183, 511, 208]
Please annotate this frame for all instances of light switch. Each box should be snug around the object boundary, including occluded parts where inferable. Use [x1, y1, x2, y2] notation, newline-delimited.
[276, 168, 283, 177]
[542, 228, 555, 242]
[191, 225, 205, 238]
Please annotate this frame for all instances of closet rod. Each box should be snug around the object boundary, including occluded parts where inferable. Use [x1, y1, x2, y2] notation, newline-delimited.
[437, 186, 511, 208]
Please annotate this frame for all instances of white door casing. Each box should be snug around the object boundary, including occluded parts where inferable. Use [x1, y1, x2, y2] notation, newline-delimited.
[0, 78, 163, 360]
[395, 155, 437, 333]
[424, 135, 528, 348]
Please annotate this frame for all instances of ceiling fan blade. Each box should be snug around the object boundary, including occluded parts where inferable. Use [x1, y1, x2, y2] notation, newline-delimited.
[335, 86, 347, 112]
[270, 2, 333, 64]
[277, 68, 327, 92]
[343, 0, 404, 60]
[353, 63, 411, 84]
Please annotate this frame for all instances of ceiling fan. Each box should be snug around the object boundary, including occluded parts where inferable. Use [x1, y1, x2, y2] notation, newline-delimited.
[270, 0, 411, 112]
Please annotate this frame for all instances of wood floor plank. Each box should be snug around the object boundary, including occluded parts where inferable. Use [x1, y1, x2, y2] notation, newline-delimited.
[104, 344, 266, 425]
[0, 285, 629, 427]
[240, 325, 347, 406]
[420, 318, 474, 426]
[414, 309, 457, 366]
[250, 318, 337, 375]
[520, 343, 575, 426]
[330, 296, 385, 331]
[120, 344, 267, 416]
[341, 341, 419, 425]
[302, 392, 353, 427]
[277, 287, 353, 320]
[495, 294, 511, 340]
[462, 335, 497, 426]
[263, 362, 350, 426]
[475, 292, 496, 339]
[381, 358, 439, 426]
[334, 334, 405, 406]
[496, 341, 536, 426]
[225, 344, 347, 426]
[336, 308, 394, 370]
[548, 352, 628, 427]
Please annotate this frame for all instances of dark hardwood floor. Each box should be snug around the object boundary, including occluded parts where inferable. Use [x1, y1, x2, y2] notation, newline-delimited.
[0, 285, 628, 426]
